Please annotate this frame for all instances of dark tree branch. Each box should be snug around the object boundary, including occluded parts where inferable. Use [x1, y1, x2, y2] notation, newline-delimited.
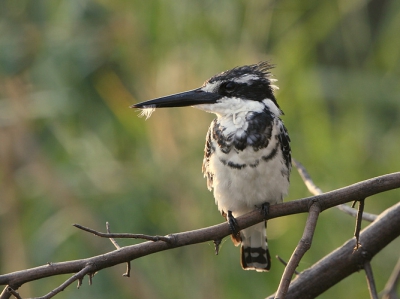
[275, 203, 321, 298]
[267, 201, 400, 299]
[364, 261, 378, 299]
[0, 172, 399, 298]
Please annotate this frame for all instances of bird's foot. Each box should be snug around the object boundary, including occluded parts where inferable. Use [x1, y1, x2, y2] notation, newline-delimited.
[227, 210, 240, 236]
[260, 202, 270, 220]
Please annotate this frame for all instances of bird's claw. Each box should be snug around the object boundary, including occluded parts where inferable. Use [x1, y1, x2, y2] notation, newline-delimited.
[260, 202, 270, 220]
[227, 210, 240, 236]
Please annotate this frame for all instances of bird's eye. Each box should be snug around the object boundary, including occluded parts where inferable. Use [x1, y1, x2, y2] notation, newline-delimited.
[222, 82, 236, 93]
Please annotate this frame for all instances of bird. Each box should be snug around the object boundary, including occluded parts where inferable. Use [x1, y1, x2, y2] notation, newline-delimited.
[131, 61, 291, 272]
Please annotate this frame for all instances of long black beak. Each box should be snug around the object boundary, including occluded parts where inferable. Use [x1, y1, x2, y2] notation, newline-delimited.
[130, 88, 221, 109]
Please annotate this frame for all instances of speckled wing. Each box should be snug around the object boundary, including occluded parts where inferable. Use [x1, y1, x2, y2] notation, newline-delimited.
[278, 123, 292, 173]
[202, 120, 216, 191]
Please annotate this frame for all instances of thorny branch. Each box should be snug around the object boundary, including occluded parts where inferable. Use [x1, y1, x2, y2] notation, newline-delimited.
[0, 172, 399, 299]
[36, 265, 96, 299]
[266, 200, 400, 299]
[292, 160, 392, 299]
[73, 224, 172, 243]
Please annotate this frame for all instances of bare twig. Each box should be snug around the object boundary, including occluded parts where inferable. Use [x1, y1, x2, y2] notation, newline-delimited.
[381, 257, 400, 299]
[292, 158, 377, 222]
[354, 199, 365, 250]
[275, 203, 321, 299]
[336, 204, 377, 222]
[364, 261, 378, 299]
[34, 265, 95, 299]
[73, 224, 173, 243]
[106, 222, 131, 277]
[106, 222, 121, 249]
[292, 158, 323, 195]
[276, 256, 299, 275]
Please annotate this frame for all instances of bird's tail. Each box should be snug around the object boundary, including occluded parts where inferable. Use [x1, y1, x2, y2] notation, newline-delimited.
[239, 221, 271, 272]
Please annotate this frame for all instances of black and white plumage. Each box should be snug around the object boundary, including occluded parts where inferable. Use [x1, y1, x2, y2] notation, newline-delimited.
[132, 62, 291, 272]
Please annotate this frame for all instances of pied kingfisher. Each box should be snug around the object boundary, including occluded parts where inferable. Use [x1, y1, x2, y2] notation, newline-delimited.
[132, 62, 291, 272]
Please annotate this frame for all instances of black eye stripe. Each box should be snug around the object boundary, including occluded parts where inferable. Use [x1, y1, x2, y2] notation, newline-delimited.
[214, 79, 276, 103]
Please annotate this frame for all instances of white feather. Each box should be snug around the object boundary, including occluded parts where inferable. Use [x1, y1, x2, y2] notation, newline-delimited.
[137, 105, 156, 120]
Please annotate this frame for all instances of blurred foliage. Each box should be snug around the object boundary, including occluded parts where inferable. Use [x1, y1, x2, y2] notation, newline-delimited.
[0, 0, 399, 298]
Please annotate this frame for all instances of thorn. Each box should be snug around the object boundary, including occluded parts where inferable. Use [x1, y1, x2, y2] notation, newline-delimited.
[122, 261, 131, 277]
[213, 239, 222, 255]
[77, 277, 83, 289]
[353, 242, 362, 252]
[88, 272, 96, 286]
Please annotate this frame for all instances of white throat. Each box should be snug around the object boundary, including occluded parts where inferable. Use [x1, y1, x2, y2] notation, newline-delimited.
[195, 97, 281, 128]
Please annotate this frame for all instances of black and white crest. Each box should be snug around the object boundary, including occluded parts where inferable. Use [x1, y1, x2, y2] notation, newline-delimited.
[202, 61, 281, 110]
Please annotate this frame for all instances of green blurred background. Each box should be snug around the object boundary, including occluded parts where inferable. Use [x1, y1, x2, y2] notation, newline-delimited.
[1, 0, 399, 298]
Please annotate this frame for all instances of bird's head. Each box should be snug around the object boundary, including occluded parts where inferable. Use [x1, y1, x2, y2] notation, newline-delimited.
[131, 61, 282, 119]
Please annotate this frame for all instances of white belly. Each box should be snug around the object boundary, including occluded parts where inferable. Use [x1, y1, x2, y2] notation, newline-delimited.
[209, 145, 289, 217]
